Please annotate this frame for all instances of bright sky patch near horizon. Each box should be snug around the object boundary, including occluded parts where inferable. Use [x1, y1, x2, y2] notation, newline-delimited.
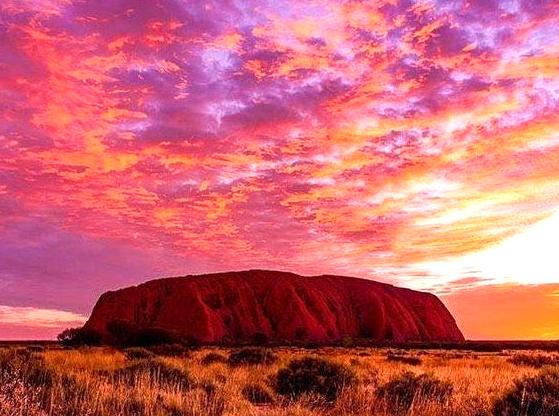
[1, 0, 559, 340]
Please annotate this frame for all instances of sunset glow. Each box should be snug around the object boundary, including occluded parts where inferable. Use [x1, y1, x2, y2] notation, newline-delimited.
[1, 0, 559, 340]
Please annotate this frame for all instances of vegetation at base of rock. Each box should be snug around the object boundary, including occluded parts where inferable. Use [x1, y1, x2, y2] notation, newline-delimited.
[105, 320, 183, 347]
[57, 327, 101, 346]
[123, 347, 155, 360]
[148, 343, 191, 357]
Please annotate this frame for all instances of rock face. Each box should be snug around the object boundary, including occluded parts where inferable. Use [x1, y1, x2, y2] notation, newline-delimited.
[84, 270, 464, 344]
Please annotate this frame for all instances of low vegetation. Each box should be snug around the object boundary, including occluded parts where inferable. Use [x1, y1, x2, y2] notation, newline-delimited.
[494, 369, 559, 416]
[57, 327, 101, 347]
[227, 347, 276, 366]
[241, 383, 275, 405]
[110, 359, 192, 389]
[385, 352, 422, 366]
[507, 353, 559, 368]
[275, 356, 355, 402]
[376, 371, 453, 412]
[1, 345, 558, 415]
[123, 347, 155, 360]
[201, 352, 228, 365]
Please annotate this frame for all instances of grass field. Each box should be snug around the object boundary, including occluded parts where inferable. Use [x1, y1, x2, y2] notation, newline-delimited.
[1, 344, 558, 416]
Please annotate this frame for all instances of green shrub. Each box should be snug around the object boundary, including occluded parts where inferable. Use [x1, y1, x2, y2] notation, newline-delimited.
[508, 353, 559, 368]
[23, 358, 55, 388]
[201, 352, 228, 365]
[26, 345, 45, 353]
[494, 370, 559, 416]
[0, 348, 28, 371]
[251, 332, 269, 346]
[119, 396, 146, 415]
[106, 320, 139, 346]
[341, 336, 354, 347]
[135, 328, 176, 346]
[106, 320, 180, 346]
[0, 349, 54, 389]
[242, 383, 275, 405]
[50, 374, 91, 416]
[57, 327, 101, 347]
[149, 343, 190, 357]
[377, 371, 453, 412]
[228, 348, 276, 366]
[123, 347, 155, 360]
[386, 353, 422, 366]
[112, 359, 191, 389]
[275, 356, 355, 402]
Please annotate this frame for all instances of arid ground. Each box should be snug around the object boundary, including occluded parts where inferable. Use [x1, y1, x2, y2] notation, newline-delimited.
[2, 344, 559, 416]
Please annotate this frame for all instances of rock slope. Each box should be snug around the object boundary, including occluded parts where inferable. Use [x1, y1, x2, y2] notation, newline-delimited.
[84, 270, 464, 344]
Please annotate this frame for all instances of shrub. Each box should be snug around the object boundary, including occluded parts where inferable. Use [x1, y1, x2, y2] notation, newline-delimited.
[106, 320, 139, 346]
[0, 348, 29, 370]
[57, 327, 101, 347]
[201, 352, 228, 365]
[377, 371, 453, 412]
[26, 345, 45, 353]
[149, 343, 190, 357]
[0, 376, 46, 416]
[386, 353, 422, 366]
[341, 336, 354, 347]
[0, 349, 63, 412]
[22, 357, 55, 388]
[242, 383, 275, 405]
[123, 347, 155, 360]
[494, 370, 559, 416]
[252, 332, 269, 346]
[200, 381, 217, 397]
[106, 320, 184, 348]
[135, 328, 175, 346]
[275, 356, 355, 403]
[508, 353, 559, 368]
[50, 374, 92, 416]
[118, 396, 146, 415]
[228, 348, 276, 366]
[0, 349, 54, 389]
[112, 359, 191, 390]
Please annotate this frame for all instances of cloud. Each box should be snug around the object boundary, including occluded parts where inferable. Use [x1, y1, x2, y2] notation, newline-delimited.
[0, 305, 86, 328]
[1, 0, 559, 339]
[0, 306, 87, 340]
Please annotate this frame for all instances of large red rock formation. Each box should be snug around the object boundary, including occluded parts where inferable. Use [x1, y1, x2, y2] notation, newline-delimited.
[84, 270, 464, 344]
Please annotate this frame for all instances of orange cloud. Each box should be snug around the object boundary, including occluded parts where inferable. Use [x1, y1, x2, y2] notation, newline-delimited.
[2, 0, 559, 339]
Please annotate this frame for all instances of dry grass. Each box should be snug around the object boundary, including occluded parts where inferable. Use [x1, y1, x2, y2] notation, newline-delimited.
[0, 345, 555, 416]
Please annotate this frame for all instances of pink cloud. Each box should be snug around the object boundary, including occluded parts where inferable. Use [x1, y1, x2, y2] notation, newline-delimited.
[1, 0, 559, 339]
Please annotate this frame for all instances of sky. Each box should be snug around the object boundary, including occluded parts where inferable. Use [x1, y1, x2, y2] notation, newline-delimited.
[1, 0, 559, 340]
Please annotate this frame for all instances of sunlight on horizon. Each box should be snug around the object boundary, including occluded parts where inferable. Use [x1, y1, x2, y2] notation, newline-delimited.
[413, 208, 559, 290]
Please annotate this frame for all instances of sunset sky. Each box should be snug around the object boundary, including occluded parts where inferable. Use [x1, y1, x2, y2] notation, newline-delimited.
[1, 0, 559, 340]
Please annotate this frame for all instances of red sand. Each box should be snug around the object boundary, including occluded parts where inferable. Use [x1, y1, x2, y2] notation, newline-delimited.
[85, 270, 464, 344]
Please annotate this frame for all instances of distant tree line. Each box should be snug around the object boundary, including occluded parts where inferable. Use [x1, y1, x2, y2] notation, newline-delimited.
[58, 324, 559, 352]
[57, 320, 195, 347]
